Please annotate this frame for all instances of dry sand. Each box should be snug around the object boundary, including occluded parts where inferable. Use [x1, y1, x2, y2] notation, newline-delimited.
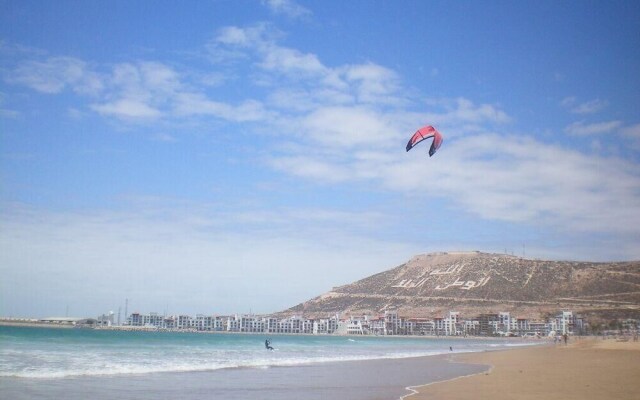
[406, 337, 640, 400]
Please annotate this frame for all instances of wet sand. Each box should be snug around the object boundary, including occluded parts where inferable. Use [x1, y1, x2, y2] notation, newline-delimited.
[406, 337, 640, 400]
[0, 354, 486, 400]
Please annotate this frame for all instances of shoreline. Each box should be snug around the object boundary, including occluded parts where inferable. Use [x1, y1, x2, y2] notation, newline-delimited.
[0, 321, 75, 329]
[405, 337, 640, 400]
[0, 352, 488, 400]
[0, 321, 549, 342]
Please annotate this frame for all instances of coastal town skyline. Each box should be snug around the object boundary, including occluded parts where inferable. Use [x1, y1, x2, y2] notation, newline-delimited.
[2, 1, 640, 318]
[3, 308, 592, 338]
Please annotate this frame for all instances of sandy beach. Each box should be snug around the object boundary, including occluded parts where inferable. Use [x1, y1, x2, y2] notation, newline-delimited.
[407, 337, 640, 400]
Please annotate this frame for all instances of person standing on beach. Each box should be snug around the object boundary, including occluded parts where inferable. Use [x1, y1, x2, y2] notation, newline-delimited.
[563, 333, 568, 345]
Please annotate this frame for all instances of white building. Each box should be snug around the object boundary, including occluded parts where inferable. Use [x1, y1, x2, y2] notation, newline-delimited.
[445, 312, 460, 336]
[384, 310, 399, 335]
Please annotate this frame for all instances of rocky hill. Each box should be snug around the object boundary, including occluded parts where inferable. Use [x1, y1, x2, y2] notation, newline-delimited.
[282, 252, 640, 324]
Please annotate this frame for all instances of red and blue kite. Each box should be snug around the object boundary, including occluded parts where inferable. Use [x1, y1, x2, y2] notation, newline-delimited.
[405, 125, 443, 157]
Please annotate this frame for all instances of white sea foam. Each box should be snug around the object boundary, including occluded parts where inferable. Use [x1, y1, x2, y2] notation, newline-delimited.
[1, 350, 451, 379]
[0, 328, 540, 379]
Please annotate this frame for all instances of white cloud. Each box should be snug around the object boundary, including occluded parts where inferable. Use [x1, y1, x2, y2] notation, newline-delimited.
[173, 93, 270, 122]
[0, 108, 19, 118]
[564, 120, 622, 136]
[561, 97, 608, 114]
[90, 62, 182, 120]
[152, 133, 177, 142]
[6, 35, 638, 243]
[260, 45, 328, 77]
[342, 63, 401, 104]
[573, 99, 608, 114]
[262, 0, 312, 19]
[0, 91, 19, 118]
[621, 123, 640, 150]
[560, 97, 576, 108]
[0, 203, 412, 316]
[269, 156, 352, 183]
[9, 56, 103, 95]
[383, 134, 640, 235]
[209, 25, 408, 107]
[621, 123, 640, 139]
[208, 24, 275, 62]
[298, 106, 399, 149]
[269, 111, 640, 238]
[91, 98, 162, 119]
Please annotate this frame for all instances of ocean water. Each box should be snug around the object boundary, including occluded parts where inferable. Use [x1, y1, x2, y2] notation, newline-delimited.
[0, 326, 535, 400]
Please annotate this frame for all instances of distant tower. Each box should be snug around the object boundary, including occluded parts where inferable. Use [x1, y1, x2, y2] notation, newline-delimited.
[117, 307, 121, 326]
[124, 298, 129, 324]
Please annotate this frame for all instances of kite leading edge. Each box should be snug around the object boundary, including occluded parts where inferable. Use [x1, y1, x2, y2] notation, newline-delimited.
[405, 125, 443, 157]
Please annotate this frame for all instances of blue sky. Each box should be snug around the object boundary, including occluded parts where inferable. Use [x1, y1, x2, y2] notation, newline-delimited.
[1, 0, 639, 318]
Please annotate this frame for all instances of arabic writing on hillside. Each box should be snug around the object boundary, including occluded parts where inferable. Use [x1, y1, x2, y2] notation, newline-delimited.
[391, 263, 491, 290]
[435, 276, 490, 290]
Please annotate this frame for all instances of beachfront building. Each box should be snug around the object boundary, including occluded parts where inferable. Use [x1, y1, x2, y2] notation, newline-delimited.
[336, 318, 366, 335]
[176, 315, 191, 330]
[266, 317, 279, 333]
[192, 315, 219, 331]
[369, 316, 386, 335]
[433, 317, 446, 335]
[96, 312, 115, 327]
[475, 314, 500, 336]
[144, 313, 164, 328]
[551, 311, 584, 335]
[384, 310, 399, 335]
[513, 318, 530, 336]
[116, 309, 583, 337]
[498, 312, 511, 335]
[527, 321, 547, 336]
[240, 315, 265, 332]
[127, 312, 143, 326]
[463, 320, 479, 336]
[39, 317, 85, 325]
[164, 316, 176, 329]
[281, 316, 302, 333]
[405, 318, 434, 335]
[445, 312, 460, 336]
[622, 319, 639, 333]
[313, 319, 327, 334]
[226, 315, 240, 332]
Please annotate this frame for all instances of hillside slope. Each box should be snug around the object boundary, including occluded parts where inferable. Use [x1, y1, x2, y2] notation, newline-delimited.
[282, 252, 640, 323]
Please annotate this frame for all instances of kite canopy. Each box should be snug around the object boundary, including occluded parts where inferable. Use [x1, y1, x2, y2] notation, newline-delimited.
[405, 125, 443, 157]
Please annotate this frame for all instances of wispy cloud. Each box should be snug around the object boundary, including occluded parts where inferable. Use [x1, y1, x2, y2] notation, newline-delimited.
[173, 93, 271, 122]
[5, 27, 639, 243]
[0, 202, 411, 316]
[621, 123, 640, 150]
[387, 134, 640, 235]
[262, 0, 312, 20]
[90, 62, 182, 120]
[91, 98, 162, 119]
[8, 56, 103, 95]
[561, 97, 608, 114]
[564, 120, 622, 136]
[622, 124, 640, 138]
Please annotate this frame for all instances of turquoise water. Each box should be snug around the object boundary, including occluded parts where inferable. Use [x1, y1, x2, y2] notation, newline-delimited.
[0, 325, 534, 400]
[0, 325, 528, 379]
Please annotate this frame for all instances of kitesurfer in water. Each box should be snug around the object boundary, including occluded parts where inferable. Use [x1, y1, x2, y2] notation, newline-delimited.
[265, 339, 274, 350]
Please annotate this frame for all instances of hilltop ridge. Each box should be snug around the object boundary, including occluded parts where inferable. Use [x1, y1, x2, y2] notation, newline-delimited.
[282, 252, 640, 323]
